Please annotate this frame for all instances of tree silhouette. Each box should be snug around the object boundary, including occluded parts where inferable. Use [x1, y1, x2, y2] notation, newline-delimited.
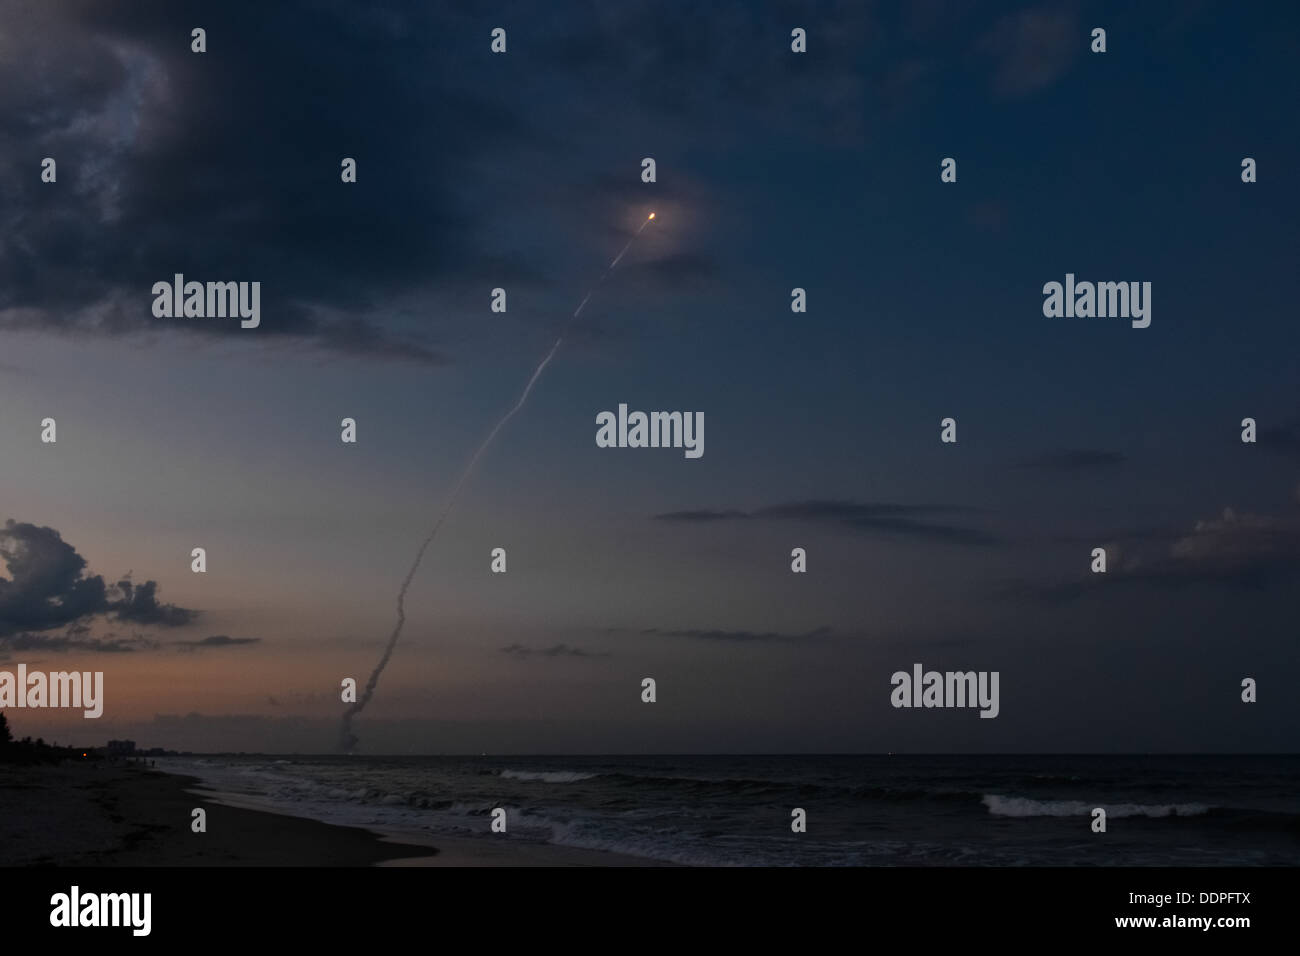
[0, 711, 11, 745]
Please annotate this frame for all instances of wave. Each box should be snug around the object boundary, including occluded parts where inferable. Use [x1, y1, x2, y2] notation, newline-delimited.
[592, 772, 985, 805]
[983, 794, 1211, 818]
[499, 769, 600, 783]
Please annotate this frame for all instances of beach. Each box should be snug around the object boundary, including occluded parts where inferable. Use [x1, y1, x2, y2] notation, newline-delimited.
[0, 762, 659, 866]
[5, 753, 1295, 867]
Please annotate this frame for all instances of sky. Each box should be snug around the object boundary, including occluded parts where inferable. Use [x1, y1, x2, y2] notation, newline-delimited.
[1, 0, 1297, 753]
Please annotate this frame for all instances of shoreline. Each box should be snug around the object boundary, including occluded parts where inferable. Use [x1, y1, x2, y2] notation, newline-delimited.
[0, 762, 669, 866]
[187, 775, 672, 867]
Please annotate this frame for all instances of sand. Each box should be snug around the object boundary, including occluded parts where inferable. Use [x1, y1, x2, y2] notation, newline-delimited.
[0, 761, 665, 866]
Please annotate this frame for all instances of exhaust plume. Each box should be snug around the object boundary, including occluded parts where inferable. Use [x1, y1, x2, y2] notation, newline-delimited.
[338, 215, 655, 751]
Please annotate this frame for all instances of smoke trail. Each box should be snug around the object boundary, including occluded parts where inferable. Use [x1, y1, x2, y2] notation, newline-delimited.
[338, 216, 654, 752]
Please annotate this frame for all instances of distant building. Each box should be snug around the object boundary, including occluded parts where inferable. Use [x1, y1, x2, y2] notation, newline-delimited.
[106, 739, 136, 756]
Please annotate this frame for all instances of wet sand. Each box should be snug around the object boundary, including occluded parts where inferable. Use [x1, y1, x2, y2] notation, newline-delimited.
[0, 761, 665, 866]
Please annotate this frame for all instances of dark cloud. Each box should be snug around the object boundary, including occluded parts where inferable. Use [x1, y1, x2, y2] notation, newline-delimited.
[0, 0, 884, 367]
[0, 520, 108, 635]
[1015, 450, 1127, 472]
[175, 634, 261, 649]
[499, 642, 607, 659]
[654, 499, 998, 546]
[1046, 525, 1185, 546]
[266, 689, 327, 708]
[642, 626, 831, 642]
[0, 519, 196, 637]
[0, 2, 532, 364]
[0, 631, 158, 655]
[113, 578, 195, 627]
[999, 506, 1300, 603]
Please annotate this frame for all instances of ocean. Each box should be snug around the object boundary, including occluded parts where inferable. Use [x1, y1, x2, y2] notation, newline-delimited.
[165, 753, 1300, 866]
